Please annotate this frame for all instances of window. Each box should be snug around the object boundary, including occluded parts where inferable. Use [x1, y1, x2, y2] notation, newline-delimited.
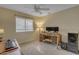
[16, 16, 33, 32]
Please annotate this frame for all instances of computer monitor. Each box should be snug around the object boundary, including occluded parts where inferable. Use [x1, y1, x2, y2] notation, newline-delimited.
[46, 27, 59, 32]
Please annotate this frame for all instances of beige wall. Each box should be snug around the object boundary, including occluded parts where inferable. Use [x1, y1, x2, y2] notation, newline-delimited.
[1, 5, 79, 44]
[0, 7, 35, 44]
[43, 6, 79, 42]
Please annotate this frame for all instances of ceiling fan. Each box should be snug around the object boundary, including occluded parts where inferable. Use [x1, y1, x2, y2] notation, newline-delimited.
[34, 5, 50, 14]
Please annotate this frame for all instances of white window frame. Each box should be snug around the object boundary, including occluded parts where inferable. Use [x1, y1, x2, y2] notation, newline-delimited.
[16, 16, 33, 32]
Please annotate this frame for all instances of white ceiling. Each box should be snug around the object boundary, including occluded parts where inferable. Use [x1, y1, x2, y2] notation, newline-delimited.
[0, 4, 78, 16]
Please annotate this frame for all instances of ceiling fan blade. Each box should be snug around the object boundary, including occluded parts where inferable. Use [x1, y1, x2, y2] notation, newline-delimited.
[39, 8, 50, 10]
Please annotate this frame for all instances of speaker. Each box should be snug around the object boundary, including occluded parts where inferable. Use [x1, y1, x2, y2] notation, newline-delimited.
[61, 42, 67, 50]
[67, 33, 79, 54]
[68, 33, 78, 43]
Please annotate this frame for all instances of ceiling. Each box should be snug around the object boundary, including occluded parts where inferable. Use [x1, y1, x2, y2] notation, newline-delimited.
[0, 4, 78, 16]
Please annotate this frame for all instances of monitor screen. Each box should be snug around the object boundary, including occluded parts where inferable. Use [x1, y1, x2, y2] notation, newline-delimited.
[46, 27, 59, 32]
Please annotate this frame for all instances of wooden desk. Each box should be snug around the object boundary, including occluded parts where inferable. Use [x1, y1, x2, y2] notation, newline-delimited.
[40, 32, 62, 45]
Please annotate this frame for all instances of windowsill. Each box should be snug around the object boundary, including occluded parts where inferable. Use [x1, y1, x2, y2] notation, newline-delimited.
[16, 31, 34, 33]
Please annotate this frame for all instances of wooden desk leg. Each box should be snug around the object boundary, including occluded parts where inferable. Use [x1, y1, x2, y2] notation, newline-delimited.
[57, 37, 61, 49]
[57, 38, 59, 49]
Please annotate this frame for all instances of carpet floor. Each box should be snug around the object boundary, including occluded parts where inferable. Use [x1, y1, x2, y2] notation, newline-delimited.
[20, 41, 76, 55]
